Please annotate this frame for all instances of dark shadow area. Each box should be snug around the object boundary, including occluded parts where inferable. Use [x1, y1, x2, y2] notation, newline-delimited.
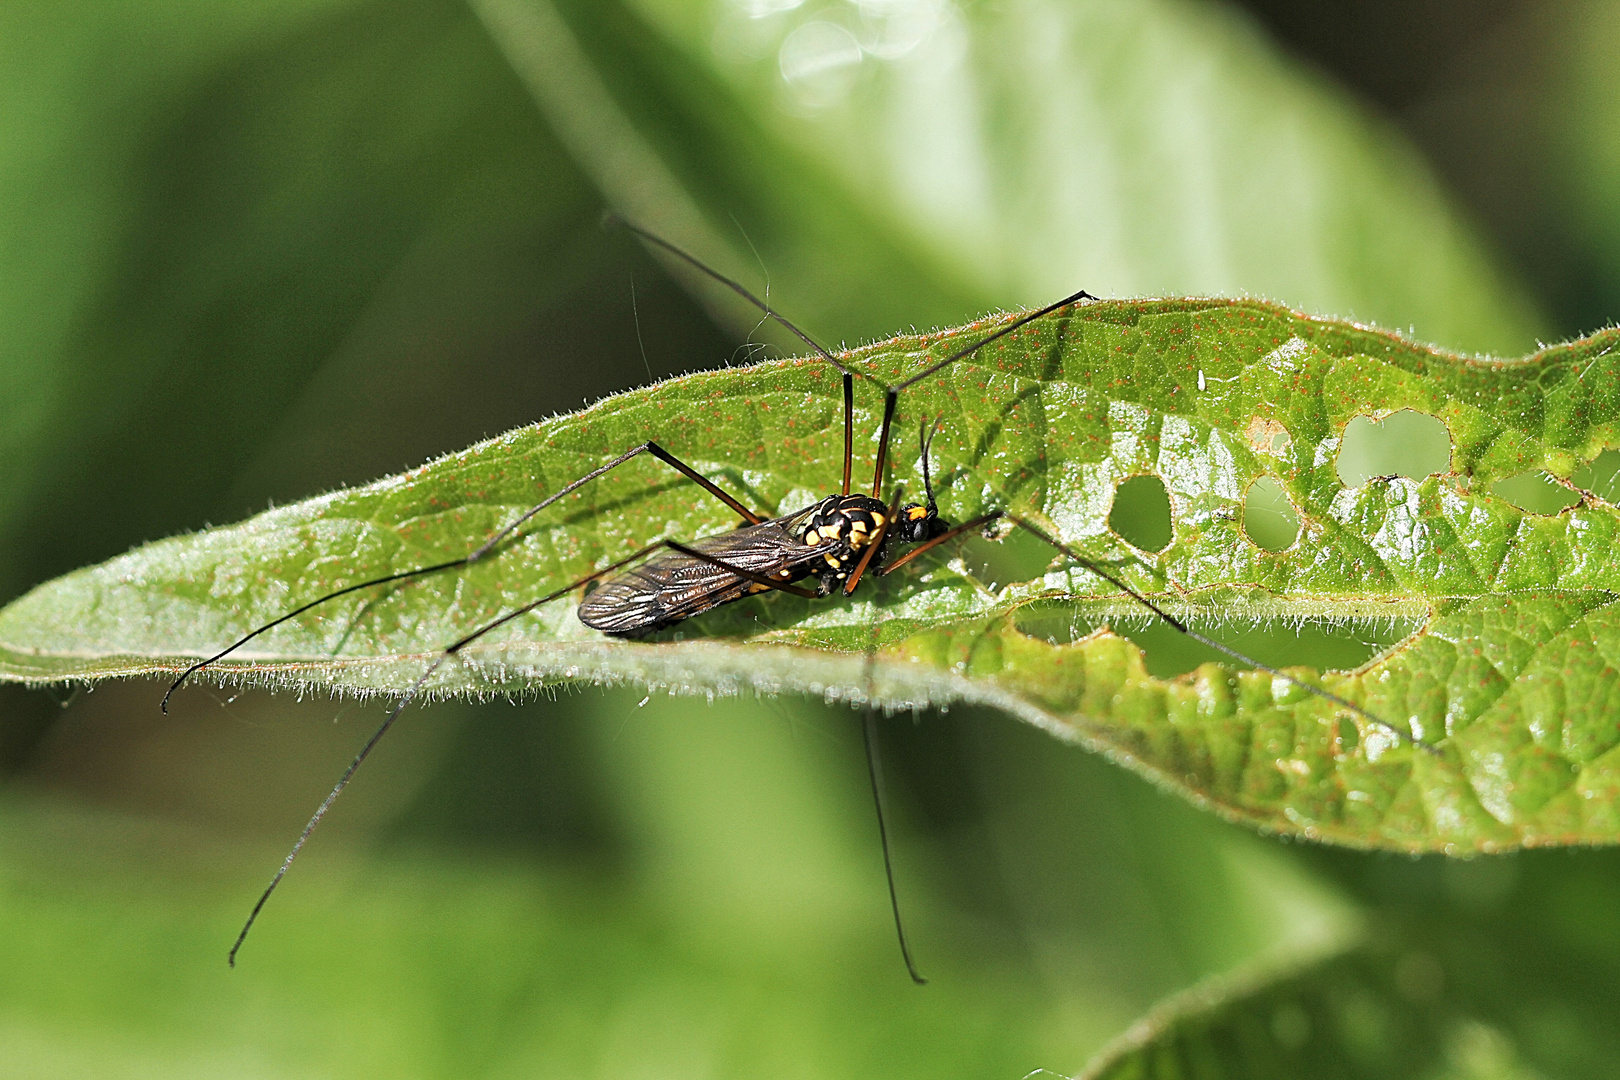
[0, 0, 740, 612]
[954, 524, 1062, 591]
[0, 687, 65, 779]
[1108, 475, 1173, 553]
[1308, 843, 1620, 1076]
[1237, 1, 1522, 114]
[1238, 0, 1618, 340]
[385, 695, 625, 864]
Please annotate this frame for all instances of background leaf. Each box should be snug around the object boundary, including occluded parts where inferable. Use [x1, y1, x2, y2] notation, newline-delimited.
[1086, 841, 1620, 1078]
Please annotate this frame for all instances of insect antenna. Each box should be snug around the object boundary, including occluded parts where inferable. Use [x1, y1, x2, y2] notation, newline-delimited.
[919, 417, 941, 510]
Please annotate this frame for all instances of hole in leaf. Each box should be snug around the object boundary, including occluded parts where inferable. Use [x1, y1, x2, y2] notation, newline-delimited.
[1490, 472, 1579, 515]
[1015, 602, 1422, 679]
[954, 525, 1060, 590]
[1244, 417, 1293, 458]
[1571, 449, 1620, 504]
[1243, 477, 1301, 552]
[1108, 475, 1172, 553]
[1336, 410, 1451, 487]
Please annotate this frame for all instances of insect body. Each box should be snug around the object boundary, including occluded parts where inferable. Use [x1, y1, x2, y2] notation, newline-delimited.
[579, 490, 942, 636]
[164, 219, 1423, 973]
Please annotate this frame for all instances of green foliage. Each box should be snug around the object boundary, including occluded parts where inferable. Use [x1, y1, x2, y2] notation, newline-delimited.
[3, 0, 1618, 1078]
[9, 300, 1620, 855]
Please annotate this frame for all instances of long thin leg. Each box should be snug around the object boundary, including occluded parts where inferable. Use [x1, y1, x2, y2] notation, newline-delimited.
[832, 276, 1427, 746]
[866, 291, 1097, 497]
[612, 218, 1095, 405]
[876, 512, 1001, 577]
[841, 372, 854, 497]
[862, 707, 926, 985]
[997, 514, 1436, 754]
[611, 220, 1098, 508]
[870, 391, 898, 499]
[611, 231, 1429, 749]
[227, 536, 663, 966]
[868, 506, 1431, 752]
[841, 490, 901, 596]
[473, 440, 767, 560]
[165, 440, 765, 710]
[226, 532, 826, 965]
[895, 289, 1097, 393]
[612, 221, 858, 500]
[162, 556, 468, 713]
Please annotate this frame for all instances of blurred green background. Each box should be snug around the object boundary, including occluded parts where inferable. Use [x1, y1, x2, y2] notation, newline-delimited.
[2, 0, 1618, 1076]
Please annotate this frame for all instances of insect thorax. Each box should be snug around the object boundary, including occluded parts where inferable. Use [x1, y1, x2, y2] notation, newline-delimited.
[796, 490, 951, 578]
[795, 494, 891, 576]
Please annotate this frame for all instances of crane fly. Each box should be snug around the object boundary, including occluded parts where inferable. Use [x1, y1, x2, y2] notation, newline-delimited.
[161, 218, 1426, 975]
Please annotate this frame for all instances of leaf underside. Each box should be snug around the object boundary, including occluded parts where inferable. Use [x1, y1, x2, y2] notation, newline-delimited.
[6, 297, 1620, 853]
[1080, 941, 1481, 1080]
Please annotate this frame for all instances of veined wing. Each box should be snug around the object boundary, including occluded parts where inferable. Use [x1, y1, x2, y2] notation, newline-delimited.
[577, 517, 823, 635]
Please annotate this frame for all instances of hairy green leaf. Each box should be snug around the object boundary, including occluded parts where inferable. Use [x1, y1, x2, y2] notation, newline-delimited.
[5, 298, 1618, 853]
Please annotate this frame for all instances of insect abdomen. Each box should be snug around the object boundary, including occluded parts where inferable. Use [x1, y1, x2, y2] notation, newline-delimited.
[577, 523, 818, 636]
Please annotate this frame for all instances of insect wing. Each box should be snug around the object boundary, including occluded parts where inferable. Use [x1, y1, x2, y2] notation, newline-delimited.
[578, 519, 820, 634]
